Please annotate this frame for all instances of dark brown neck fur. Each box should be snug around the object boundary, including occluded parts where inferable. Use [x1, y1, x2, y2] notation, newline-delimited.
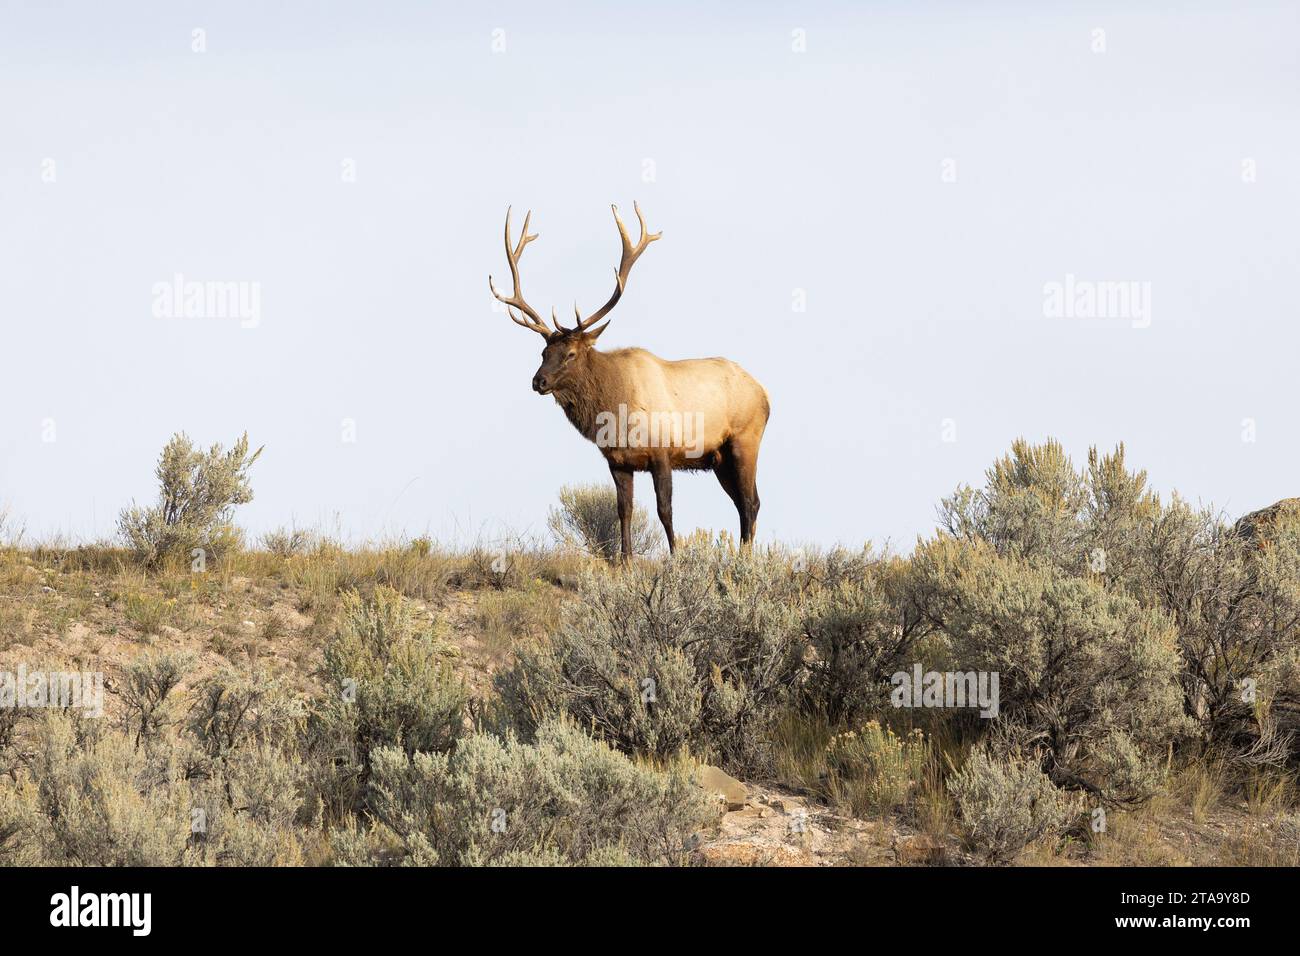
[551, 348, 620, 443]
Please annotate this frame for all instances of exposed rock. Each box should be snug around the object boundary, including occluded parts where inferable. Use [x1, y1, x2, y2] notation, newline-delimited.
[892, 833, 948, 866]
[688, 779, 910, 866]
[696, 764, 748, 811]
[1234, 498, 1300, 547]
[693, 841, 816, 867]
[691, 780, 967, 868]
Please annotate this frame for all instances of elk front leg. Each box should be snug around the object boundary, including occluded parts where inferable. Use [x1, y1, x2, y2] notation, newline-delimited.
[650, 458, 675, 553]
[609, 464, 635, 562]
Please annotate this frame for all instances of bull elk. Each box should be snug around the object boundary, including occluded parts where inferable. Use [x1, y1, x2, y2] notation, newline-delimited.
[488, 203, 770, 560]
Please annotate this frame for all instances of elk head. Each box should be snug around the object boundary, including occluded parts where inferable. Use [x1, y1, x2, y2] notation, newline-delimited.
[488, 203, 661, 395]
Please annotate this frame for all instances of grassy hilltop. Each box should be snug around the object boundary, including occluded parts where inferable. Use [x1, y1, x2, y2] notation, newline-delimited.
[1, 435, 1298, 866]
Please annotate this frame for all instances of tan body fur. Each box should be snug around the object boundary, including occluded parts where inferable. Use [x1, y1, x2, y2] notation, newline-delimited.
[489, 202, 770, 557]
[553, 348, 769, 472]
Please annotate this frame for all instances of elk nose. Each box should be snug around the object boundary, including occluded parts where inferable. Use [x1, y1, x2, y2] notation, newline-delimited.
[532, 374, 548, 393]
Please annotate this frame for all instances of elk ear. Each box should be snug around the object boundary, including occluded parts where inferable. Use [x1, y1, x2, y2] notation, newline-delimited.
[585, 320, 611, 341]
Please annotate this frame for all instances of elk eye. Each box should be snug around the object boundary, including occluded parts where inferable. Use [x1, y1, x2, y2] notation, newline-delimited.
[565, 352, 576, 361]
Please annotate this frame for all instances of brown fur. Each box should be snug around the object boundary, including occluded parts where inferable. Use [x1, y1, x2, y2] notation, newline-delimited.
[491, 203, 770, 559]
[534, 333, 770, 556]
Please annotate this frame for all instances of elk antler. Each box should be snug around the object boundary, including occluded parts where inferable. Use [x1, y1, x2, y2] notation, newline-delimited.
[488, 207, 554, 339]
[562, 202, 661, 335]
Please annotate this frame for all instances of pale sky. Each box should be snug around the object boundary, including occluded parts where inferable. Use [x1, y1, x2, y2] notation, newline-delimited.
[2, 1, 1298, 551]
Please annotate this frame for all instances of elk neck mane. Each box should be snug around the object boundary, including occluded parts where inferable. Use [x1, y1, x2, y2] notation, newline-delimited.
[550, 346, 644, 440]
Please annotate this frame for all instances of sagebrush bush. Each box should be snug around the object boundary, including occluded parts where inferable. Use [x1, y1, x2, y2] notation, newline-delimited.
[1140, 505, 1300, 767]
[800, 549, 921, 723]
[494, 540, 804, 775]
[547, 483, 658, 561]
[0, 660, 317, 867]
[364, 718, 710, 866]
[1239, 510, 1300, 765]
[0, 707, 18, 773]
[9, 434, 1300, 869]
[940, 437, 1087, 567]
[305, 587, 467, 818]
[824, 721, 928, 817]
[474, 578, 561, 657]
[907, 537, 1190, 806]
[118, 432, 261, 567]
[941, 441, 1171, 585]
[1078, 444, 1163, 588]
[22, 712, 195, 865]
[121, 650, 193, 747]
[937, 439, 1300, 768]
[261, 526, 313, 557]
[4, 711, 313, 867]
[186, 667, 300, 768]
[189, 740, 313, 866]
[948, 744, 1077, 862]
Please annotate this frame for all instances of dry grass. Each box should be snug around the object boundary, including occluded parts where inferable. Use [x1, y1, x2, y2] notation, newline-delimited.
[913, 754, 958, 841]
[770, 707, 1300, 867]
[0, 537, 577, 709]
[772, 710, 834, 793]
[1077, 760, 1300, 866]
[772, 709, 961, 840]
[1244, 769, 1294, 818]
[122, 592, 179, 636]
[2, 536, 1299, 868]
[1221, 818, 1300, 865]
[473, 579, 563, 659]
[1085, 804, 1189, 866]
[1178, 759, 1227, 824]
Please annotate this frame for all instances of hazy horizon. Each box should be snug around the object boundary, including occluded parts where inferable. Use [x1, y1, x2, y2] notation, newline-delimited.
[2, 1, 1298, 552]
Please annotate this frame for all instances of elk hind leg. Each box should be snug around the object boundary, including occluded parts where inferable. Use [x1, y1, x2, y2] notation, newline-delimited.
[730, 440, 761, 545]
[714, 444, 753, 544]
